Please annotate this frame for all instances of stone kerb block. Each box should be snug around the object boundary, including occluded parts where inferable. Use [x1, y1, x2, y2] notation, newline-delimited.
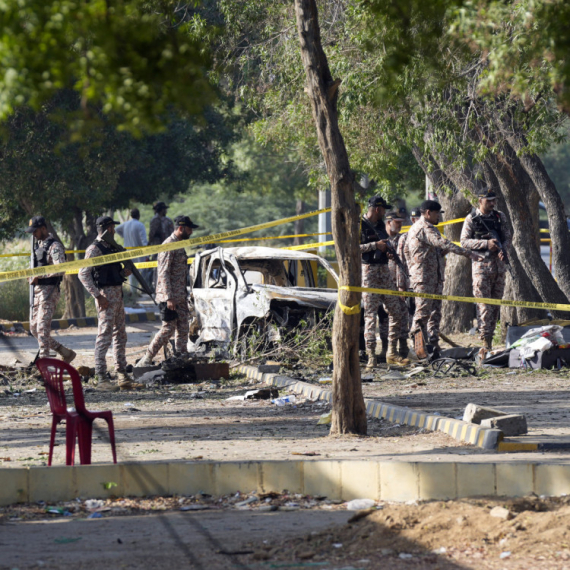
[463, 403, 508, 424]
[481, 414, 528, 436]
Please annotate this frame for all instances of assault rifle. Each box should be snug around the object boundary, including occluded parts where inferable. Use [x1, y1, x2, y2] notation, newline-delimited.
[385, 239, 409, 280]
[475, 215, 514, 278]
[362, 217, 408, 279]
[100, 230, 157, 304]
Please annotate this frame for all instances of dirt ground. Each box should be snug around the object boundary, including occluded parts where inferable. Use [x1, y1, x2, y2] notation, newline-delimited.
[3, 493, 570, 569]
[242, 494, 570, 569]
[2, 325, 570, 465]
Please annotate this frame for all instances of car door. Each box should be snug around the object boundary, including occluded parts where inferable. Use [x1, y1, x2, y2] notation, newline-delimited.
[191, 250, 237, 343]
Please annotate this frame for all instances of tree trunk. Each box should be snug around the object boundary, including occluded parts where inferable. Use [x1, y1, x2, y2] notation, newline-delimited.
[294, 0, 366, 435]
[484, 146, 570, 317]
[481, 161, 547, 327]
[293, 200, 305, 246]
[505, 133, 570, 297]
[61, 208, 98, 318]
[411, 146, 475, 332]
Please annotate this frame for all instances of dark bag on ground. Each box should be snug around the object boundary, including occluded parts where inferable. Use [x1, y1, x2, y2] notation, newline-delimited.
[509, 348, 570, 370]
[159, 302, 178, 322]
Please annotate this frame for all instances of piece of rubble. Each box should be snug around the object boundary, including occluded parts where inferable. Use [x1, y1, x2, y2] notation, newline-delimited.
[381, 371, 406, 380]
[258, 364, 281, 373]
[463, 403, 508, 424]
[244, 388, 279, 400]
[490, 506, 513, 520]
[481, 414, 528, 436]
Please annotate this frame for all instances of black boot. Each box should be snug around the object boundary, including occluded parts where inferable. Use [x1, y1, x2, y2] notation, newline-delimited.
[398, 337, 409, 358]
[378, 338, 389, 363]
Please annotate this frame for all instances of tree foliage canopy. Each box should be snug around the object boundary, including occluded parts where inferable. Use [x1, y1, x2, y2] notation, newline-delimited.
[0, 0, 215, 134]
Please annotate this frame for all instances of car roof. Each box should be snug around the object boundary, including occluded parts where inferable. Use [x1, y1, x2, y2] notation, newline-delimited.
[209, 246, 327, 262]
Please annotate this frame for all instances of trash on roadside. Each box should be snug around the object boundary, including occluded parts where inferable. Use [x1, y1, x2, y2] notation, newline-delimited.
[87, 512, 103, 519]
[317, 411, 332, 425]
[346, 499, 375, 511]
[318, 377, 332, 384]
[84, 499, 105, 511]
[272, 395, 296, 406]
[404, 367, 427, 378]
[244, 388, 279, 400]
[235, 496, 259, 508]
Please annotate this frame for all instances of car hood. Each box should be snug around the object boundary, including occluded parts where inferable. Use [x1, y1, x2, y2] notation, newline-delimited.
[249, 284, 338, 310]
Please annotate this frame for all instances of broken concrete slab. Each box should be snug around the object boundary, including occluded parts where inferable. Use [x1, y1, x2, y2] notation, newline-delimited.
[481, 414, 528, 436]
[490, 506, 513, 520]
[463, 403, 509, 424]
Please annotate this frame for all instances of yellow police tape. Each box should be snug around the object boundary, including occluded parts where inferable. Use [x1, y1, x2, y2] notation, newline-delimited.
[337, 285, 570, 314]
[1, 215, 470, 259]
[0, 207, 332, 283]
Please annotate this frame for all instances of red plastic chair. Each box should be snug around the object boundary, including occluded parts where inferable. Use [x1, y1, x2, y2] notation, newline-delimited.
[35, 358, 80, 466]
[36, 358, 117, 465]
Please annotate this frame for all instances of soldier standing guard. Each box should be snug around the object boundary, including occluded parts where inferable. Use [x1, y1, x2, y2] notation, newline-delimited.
[385, 210, 411, 358]
[360, 196, 409, 368]
[408, 200, 483, 358]
[398, 207, 421, 344]
[136, 215, 198, 366]
[149, 201, 175, 288]
[460, 189, 512, 350]
[26, 216, 76, 363]
[78, 216, 142, 392]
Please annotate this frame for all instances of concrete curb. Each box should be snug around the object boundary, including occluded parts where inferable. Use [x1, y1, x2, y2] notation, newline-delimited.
[235, 365, 503, 450]
[3, 459, 570, 506]
[3, 311, 158, 332]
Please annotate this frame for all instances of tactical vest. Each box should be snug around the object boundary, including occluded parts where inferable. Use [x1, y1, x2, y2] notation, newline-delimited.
[472, 211, 504, 242]
[361, 217, 388, 265]
[33, 237, 62, 286]
[92, 241, 124, 288]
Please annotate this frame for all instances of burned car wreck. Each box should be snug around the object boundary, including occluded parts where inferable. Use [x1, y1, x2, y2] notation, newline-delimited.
[189, 246, 339, 352]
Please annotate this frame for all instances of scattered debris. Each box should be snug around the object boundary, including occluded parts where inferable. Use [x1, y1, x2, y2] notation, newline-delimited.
[272, 395, 296, 406]
[317, 411, 332, 425]
[345, 499, 375, 511]
[380, 371, 406, 381]
[490, 506, 514, 520]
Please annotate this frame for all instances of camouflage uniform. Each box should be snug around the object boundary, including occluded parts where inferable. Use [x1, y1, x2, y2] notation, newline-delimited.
[30, 236, 69, 358]
[147, 233, 191, 357]
[387, 233, 408, 337]
[78, 240, 128, 375]
[361, 217, 407, 353]
[408, 217, 473, 345]
[460, 209, 511, 339]
[397, 231, 414, 329]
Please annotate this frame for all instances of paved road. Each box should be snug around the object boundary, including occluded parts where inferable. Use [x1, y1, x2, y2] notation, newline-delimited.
[0, 510, 353, 570]
[0, 322, 158, 365]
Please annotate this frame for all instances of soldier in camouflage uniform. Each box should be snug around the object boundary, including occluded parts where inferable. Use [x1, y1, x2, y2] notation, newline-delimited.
[26, 216, 76, 363]
[79, 216, 142, 392]
[408, 201, 483, 358]
[460, 189, 512, 350]
[385, 210, 411, 358]
[136, 215, 198, 366]
[149, 201, 175, 289]
[398, 208, 421, 338]
[361, 196, 409, 368]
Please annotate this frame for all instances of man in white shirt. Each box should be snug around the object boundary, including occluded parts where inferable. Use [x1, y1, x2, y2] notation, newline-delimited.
[115, 208, 151, 293]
